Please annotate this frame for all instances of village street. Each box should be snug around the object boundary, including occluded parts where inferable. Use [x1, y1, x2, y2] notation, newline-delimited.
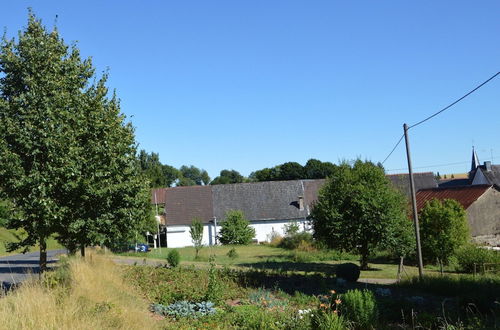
[0, 250, 66, 290]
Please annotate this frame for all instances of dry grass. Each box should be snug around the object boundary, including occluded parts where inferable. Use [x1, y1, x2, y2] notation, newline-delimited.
[0, 252, 160, 330]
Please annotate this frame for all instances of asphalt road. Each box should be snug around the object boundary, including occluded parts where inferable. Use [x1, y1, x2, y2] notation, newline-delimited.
[0, 249, 66, 290]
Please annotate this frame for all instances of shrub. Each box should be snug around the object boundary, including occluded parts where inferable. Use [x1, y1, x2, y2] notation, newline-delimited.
[340, 289, 378, 329]
[420, 198, 469, 265]
[151, 301, 216, 319]
[455, 244, 500, 273]
[248, 288, 287, 309]
[167, 249, 181, 267]
[335, 263, 360, 282]
[218, 210, 255, 245]
[311, 310, 348, 330]
[227, 247, 239, 259]
[279, 232, 313, 250]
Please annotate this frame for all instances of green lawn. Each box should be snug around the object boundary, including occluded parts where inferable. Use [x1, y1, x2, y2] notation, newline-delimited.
[0, 227, 62, 256]
[118, 244, 443, 280]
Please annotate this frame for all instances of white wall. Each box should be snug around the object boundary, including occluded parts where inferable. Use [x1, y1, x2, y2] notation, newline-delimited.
[165, 219, 311, 248]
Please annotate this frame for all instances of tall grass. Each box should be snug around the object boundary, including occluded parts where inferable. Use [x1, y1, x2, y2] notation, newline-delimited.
[0, 252, 159, 329]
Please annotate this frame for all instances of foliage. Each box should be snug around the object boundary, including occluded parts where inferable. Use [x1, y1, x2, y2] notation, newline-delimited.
[455, 244, 500, 273]
[0, 12, 150, 263]
[279, 232, 314, 250]
[227, 247, 239, 259]
[335, 263, 361, 282]
[151, 301, 216, 319]
[311, 160, 409, 269]
[249, 159, 337, 181]
[340, 289, 378, 329]
[179, 165, 210, 186]
[137, 150, 180, 188]
[189, 218, 204, 259]
[218, 210, 255, 245]
[248, 288, 288, 309]
[420, 199, 470, 265]
[205, 257, 223, 304]
[167, 249, 181, 267]
[0, 198, 12, 227]
[210, 169, 245, 185]
[310, 310, 348, 330]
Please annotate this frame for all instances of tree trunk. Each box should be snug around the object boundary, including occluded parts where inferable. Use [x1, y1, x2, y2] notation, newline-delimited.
[80, 245, 85, 257]
[39, 238, 47, 275]
[359, 244, 369, 270]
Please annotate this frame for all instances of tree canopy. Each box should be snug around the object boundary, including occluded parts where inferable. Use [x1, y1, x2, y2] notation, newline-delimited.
[419, 198, 469, 265]
[249, 159, 337, 182]
[0, 12, 151, 267]
[210, 169, 245, 185]
[310, 160, 410, 269]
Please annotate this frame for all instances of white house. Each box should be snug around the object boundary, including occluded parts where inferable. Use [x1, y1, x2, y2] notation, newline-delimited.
[152, 173, 438, 248]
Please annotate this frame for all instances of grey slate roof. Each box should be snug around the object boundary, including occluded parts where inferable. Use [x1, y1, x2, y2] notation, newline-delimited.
[479, 165, 500, 186]
[212, 180, 308, 221]
[159, 173, 437, 226]
[386, 172, 438, 198]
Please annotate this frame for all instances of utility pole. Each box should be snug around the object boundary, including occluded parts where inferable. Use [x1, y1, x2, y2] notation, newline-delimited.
[403, 123, 424, 280]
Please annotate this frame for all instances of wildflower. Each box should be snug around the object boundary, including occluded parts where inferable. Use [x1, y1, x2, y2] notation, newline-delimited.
[330, 290, 336, 294]
[335, 299, 342, 305]
[333, 310, 338, 314]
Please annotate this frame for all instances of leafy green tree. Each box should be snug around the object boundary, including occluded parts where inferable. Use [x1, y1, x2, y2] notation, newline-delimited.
[310, 160, 408, 269]
[0, 13, 150, 266]
[420, 199, 469, 265]
[138, 150, 180, 188]
[304, 159, 337, 179]
[190, 218, 204, 259]
[218, 210, 255, 245]
[210, 169, 245, 185]
[180, 165, 210, 185]
[277, 162, 305, 180]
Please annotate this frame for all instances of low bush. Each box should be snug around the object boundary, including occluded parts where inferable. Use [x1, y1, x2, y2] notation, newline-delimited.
[151, 301, 216, 319]
[335, 263, 360, 282]
[227, 247, 238, 259]
[167, 249, 180, 267]
[455, 244, 500, 273]
[340, 289, 378, 329]
[279, 232, 313, 250]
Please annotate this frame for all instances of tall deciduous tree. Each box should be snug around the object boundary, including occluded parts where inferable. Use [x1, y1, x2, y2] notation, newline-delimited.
[0, 13, 150, 267]
[179, 165, 210, 185]
[310, 160, 409, 269]
[210, 169, 245, 185]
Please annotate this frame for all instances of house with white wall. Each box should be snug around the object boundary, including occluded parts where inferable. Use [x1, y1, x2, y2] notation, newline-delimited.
[152, 173, 438, 248]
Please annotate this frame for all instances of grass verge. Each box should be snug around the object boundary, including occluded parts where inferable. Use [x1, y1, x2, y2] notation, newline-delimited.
[0, 252, 159, 329]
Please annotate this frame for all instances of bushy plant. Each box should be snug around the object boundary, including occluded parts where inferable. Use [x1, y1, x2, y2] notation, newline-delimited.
[218, 210, 255, 245]
[335, 263, 360, 282]
[248, 288, 287, 309]
[279, 231, 314, 250]
[151, 300, 216, 319]
[167, 249, 181, 267]
[311, 310, 348, 330]
[227, 247, 239, 259]
[455, 244, 500, 273]
[420, 199, 469, 265]
[340, 289, 378, 329]
[205, 257, 223, 304]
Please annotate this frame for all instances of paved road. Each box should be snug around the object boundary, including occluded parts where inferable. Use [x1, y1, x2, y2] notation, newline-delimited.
[0, 249, 66, 290]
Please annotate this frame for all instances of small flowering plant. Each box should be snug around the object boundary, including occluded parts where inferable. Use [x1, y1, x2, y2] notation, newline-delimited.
[318, 290, 342, 314]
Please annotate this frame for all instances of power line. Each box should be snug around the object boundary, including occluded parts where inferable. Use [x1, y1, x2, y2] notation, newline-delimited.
[386, 160, 470, 172]
[381, 134, 404, 165]
[409, 71, 500, 129]
[381, 71, 500, 165]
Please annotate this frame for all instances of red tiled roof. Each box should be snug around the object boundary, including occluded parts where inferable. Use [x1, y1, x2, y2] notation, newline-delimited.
[416, 185, 492, 212]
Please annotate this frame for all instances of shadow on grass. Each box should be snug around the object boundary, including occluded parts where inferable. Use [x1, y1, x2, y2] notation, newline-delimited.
[237, 261, 337, 274]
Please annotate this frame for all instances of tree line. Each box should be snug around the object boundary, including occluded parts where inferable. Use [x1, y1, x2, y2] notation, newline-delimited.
[139, 154, 339, 188]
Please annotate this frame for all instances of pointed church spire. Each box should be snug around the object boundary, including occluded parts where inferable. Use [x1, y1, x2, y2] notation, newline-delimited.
[471, 146, 480, 172]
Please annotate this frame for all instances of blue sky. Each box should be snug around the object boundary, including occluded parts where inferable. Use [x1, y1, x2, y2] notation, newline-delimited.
[2, 1, 499, 179]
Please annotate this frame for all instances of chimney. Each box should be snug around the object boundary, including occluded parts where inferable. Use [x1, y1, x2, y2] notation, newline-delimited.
[484, 161, 492, 171]
[298, 196, 304, 211]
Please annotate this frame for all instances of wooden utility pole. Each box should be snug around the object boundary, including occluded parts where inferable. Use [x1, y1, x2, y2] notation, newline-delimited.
[403, 123, 424, 279]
